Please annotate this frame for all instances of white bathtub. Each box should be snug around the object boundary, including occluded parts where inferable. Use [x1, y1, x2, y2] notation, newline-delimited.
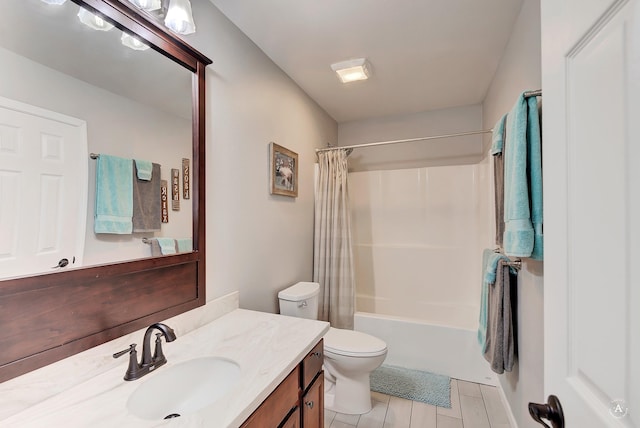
[354, 298, 496, 385]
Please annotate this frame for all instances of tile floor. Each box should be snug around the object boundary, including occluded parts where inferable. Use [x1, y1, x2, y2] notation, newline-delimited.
[324, 379, 512, 428]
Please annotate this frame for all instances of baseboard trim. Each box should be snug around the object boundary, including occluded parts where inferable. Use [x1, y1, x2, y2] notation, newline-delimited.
[496, 380, 519, 428]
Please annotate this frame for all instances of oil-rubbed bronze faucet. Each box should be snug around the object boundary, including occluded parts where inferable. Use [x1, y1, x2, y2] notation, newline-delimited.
[113, 323, 177, 381]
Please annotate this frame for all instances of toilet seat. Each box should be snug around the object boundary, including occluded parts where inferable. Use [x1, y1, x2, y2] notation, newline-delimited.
[323, 327, 387, 358]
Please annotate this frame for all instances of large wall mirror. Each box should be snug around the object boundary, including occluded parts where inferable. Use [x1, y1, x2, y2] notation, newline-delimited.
[0, 0, 211, 382]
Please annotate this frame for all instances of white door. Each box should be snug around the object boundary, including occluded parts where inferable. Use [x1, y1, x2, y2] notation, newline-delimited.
[0, 97, 87, 279]
[540, 0, 639, 427]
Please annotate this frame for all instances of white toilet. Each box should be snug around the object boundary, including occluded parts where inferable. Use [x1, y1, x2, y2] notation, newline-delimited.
[278, 282, 387, 415]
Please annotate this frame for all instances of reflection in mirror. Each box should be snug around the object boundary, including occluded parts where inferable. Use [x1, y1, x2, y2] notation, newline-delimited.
[0, 0, 193, 279]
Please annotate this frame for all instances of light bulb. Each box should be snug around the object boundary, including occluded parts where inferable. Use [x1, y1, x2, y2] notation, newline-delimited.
[40, 0, 67, 5]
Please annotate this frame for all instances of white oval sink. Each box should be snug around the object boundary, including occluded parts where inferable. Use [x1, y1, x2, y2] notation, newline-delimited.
[127, 357, 240, 420]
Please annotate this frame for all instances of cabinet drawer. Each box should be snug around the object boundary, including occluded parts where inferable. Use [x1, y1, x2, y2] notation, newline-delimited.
[240, 366, 300, 428]
[301, 339, 323, 391]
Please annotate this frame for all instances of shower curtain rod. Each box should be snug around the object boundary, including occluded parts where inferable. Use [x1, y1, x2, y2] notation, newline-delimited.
[316, 89, 542, 154]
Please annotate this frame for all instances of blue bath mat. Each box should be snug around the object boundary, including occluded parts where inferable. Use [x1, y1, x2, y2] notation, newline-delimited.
[370, 365, 451, 408]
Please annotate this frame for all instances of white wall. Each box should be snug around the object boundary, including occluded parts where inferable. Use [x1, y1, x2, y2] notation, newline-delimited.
[481, 0, 544, 427]
[0, 46, 193, 266]
[338, 105, 484, 171]
[185, 0, 338, 312]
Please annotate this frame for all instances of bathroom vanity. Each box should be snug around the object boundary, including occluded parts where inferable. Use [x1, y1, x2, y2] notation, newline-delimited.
[0, 300, 330, 428]
[241, 340, 324, 428]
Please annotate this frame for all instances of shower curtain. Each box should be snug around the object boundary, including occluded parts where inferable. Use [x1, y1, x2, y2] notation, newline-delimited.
[313, 149, 355, 329]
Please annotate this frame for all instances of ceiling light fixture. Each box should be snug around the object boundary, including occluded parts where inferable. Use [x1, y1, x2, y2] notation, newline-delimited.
[40, 0, 67, 5]
[164, 0, 196, 35]
[77, 8, 114, 31]
[330, 58, 371, 83]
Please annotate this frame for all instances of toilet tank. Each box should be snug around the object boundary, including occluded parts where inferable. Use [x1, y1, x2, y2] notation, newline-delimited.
[278, 282, 320, 320]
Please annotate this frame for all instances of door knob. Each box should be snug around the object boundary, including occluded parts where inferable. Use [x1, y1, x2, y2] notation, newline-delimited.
[51, 258, 69, 269]
[529, 395, 564, 428]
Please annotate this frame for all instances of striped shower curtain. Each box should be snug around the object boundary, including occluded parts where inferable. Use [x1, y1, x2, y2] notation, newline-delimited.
[313, 149, 355, 329]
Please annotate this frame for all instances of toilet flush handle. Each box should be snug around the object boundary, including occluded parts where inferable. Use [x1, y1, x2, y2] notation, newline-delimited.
[297, 300, 308, 308]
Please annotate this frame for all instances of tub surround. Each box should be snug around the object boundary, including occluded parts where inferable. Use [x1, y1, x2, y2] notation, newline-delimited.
[0, 292, 330, 427]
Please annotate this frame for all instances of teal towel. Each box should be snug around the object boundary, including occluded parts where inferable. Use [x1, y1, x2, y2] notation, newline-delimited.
[478, 249, 494, 351]
[478, 250, 513, 353]
[490, 114, 507, 155]
[503, 92, 543, 258]
[134, 159, 153, 181]
[156, 238, 177, 255]
[527, 97, 543, 260]
[94, 155, 133, 234]
[176, 238, 192, 253]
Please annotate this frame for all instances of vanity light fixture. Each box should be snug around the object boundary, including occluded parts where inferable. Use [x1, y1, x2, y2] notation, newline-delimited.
[77, 7, 114, 31]
[121, 33, 150, 51]
[330, 58, 372, 83]
[130, 0, 162, 11]
[40, 0, 67, 5]
[164, 0, 196, 35]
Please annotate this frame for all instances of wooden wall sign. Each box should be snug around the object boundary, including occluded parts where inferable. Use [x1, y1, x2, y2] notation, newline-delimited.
[171, 168, 180, 211]
[161, 179, 169, 223]
[182, 158, 190, 200]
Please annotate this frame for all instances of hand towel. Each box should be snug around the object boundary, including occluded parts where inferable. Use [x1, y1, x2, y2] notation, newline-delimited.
[503, 92, 538, 257]
[527, 97, 543, 260]
[133, 163, 161, 233]
[94, 155, 133, 234]
[150, 238, 162, 257]
[490, 114, 507, 155]
[478, 249, 494, 351]
[483, 259, 517, 374]
[176, 238, 192, 253]
[478, 250, 512, 352]
[155, 238, 177, 255]
[491, 114, 507, 246]
[134, 159, 153, 181]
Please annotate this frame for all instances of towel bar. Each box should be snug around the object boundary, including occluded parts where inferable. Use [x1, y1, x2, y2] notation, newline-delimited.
[504, 259, 522, 270]
[493, 248, 522, 270]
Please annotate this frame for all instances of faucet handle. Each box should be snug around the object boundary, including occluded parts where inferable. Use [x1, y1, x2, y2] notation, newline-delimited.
[113, 344, 141, 381]
[113, 344, 136, 359]
[153, 333, 167, 364]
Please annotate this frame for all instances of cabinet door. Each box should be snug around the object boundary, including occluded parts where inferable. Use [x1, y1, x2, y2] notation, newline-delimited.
[281, 407, 301, 428]
[240, 366, 300, 428]
[302, 373, 324, 428]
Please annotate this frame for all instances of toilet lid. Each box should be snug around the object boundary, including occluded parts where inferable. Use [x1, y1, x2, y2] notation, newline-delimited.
[323, 327, 387, 357]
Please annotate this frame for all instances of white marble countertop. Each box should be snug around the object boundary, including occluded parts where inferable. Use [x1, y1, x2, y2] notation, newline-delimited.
[1, 309, 329, 428]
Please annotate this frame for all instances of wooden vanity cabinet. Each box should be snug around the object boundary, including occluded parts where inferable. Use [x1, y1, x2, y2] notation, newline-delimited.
[240, 339, 324, 428]
[300, 340, 324, 428]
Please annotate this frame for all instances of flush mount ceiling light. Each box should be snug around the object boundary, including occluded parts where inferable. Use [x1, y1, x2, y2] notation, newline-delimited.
[77, 8, 114, 31]
[330, 58, 371, 83]
[164, 0, 196, 35]
[40, 0, 67, 5]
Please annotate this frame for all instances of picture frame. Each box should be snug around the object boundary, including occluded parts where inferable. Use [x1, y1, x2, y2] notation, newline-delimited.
[269, 142, 298, 197]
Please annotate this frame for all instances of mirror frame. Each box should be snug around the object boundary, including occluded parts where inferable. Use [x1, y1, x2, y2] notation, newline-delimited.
[0, 0, 211, 383]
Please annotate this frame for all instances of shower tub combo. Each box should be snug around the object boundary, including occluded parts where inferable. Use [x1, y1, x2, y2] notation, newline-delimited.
[354, 297, 496, 386]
